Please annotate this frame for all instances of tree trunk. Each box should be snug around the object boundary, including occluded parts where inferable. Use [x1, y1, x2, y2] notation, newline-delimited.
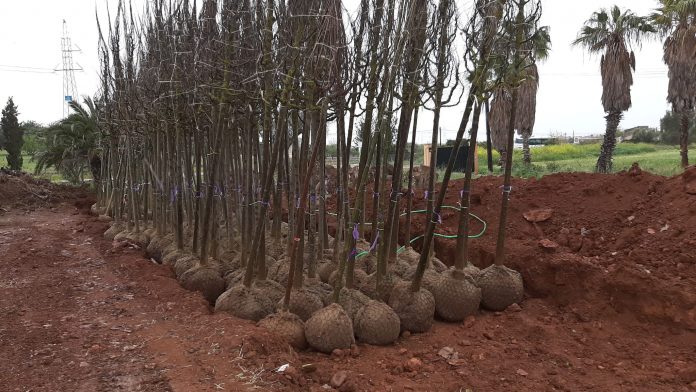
[595, 110, 622, 174]
[485, 99, 494, 174]
[680, 112, 690, 168]
[522, 133, 531, 166]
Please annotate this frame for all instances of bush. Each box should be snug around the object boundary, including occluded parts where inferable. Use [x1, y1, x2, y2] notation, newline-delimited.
[659, 110, 696, 145]
[626, 128, 660, 144]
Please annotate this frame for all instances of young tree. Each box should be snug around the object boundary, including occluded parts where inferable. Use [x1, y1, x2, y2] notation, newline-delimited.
[573, 6, 654, 173]
[1, 97, 23, 170]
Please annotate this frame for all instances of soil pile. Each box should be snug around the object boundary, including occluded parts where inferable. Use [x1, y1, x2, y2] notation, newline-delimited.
[0, 169, 88, 210]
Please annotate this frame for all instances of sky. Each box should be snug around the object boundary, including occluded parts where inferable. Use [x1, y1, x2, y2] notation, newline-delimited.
[0, 0, 671, 143]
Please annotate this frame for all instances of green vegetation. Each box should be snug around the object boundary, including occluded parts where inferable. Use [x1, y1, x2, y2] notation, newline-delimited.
[1, 97, 24, 170]
[0, 151, 61, 181]
[474, 143, 691, 178]
[33, 98, 101, 184]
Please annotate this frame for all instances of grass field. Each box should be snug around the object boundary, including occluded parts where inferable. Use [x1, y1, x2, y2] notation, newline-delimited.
[469, 142, 693, 179]
[0, 152, 63, 182]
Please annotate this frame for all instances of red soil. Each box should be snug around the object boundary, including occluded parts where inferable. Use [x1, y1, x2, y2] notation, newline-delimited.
[1, 166, 695, 391]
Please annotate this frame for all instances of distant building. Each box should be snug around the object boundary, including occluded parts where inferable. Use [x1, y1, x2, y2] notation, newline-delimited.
[573, 136, 603, 144]
[621, 126, 654, 142]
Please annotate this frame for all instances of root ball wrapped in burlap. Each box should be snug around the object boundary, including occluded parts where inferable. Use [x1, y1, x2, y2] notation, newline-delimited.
[258, 311, 306, 350]
[304, 303, 355, 353]
[215, 284, 276, 321]
[354, 300, 400, 345]
[477, 264, 523, 311]
[180, 266, 226, 304]
[433, 269, 481, 321]
[388, 281, 435, 333]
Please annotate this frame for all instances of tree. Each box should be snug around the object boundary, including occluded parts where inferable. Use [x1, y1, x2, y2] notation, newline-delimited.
[489, 23, 550, 166]
[1, 97, 24, 170]
[34, 98, 101, 184]
[573, 6, 654, 173]
[660, 110, 696, 144]
[652, 0, 696, 168]
[21, 120, 47, 156]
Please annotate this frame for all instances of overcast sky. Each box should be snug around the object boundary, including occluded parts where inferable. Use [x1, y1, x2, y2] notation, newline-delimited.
[0, 0, 670, 143]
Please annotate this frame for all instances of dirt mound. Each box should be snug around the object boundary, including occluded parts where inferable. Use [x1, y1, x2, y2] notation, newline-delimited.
[0, 170, 90, 210]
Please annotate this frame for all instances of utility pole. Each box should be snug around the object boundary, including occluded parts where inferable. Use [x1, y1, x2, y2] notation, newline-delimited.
[55, 20, 82, 118]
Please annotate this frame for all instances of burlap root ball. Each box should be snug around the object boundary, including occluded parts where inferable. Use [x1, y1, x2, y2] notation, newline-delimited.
[174, 256, 199, 279]
[215, 284, 276, 321]
[267, 259, 291, 286]
[224, 269, 245, 289]
[266, 240, 286, 260]
[257, 311, 307, 350]
[113, 229, 130, 242]
[317, 261, 336, 283]
[433, 268, 481, 322]
[253, 279, 285, 303]
[281, 288, 324, 321]
[354, 300, 401, 345]
[163, 249, 188, 266]
[391, 260, 414, 279]
[329, 268, 368, 288]
[388, 281, 435, 333]
[125, 231, 149, 247]
[356, 254, 377, 275]
[159, 242, 180, 263]
[398, 247, 421, 265]
[142, 227, 157, 242]
[477, 264, 524, 311]
[104, 223, 125, 241]
[404, 265, 441, 295]
[145, 234, 173, 260]
[179, 266, 226, 304]
[304, 281, 334, 306]
[430, 257, 448, 273]
[336, 287, 371, 321]
[304, 303, 355, 353]
[462, 263, 482, 280]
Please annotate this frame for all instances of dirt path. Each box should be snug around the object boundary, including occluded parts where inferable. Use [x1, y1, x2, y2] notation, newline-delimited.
[1, 202, 695, 391]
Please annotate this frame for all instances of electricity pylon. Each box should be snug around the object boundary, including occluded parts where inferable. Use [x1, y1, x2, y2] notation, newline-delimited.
[55, 20, 83, 118]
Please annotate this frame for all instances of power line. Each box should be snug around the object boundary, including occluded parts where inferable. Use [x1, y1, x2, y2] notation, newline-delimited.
[0, 64, 57, 72]
[0, 64, 57, 74]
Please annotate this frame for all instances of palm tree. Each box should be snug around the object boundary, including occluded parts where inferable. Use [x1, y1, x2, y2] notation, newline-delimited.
[34, 97, 102, 184]
[573, 6, 654, 173]
[652, 0, 696, 168]
[489, 25, 550, 166]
